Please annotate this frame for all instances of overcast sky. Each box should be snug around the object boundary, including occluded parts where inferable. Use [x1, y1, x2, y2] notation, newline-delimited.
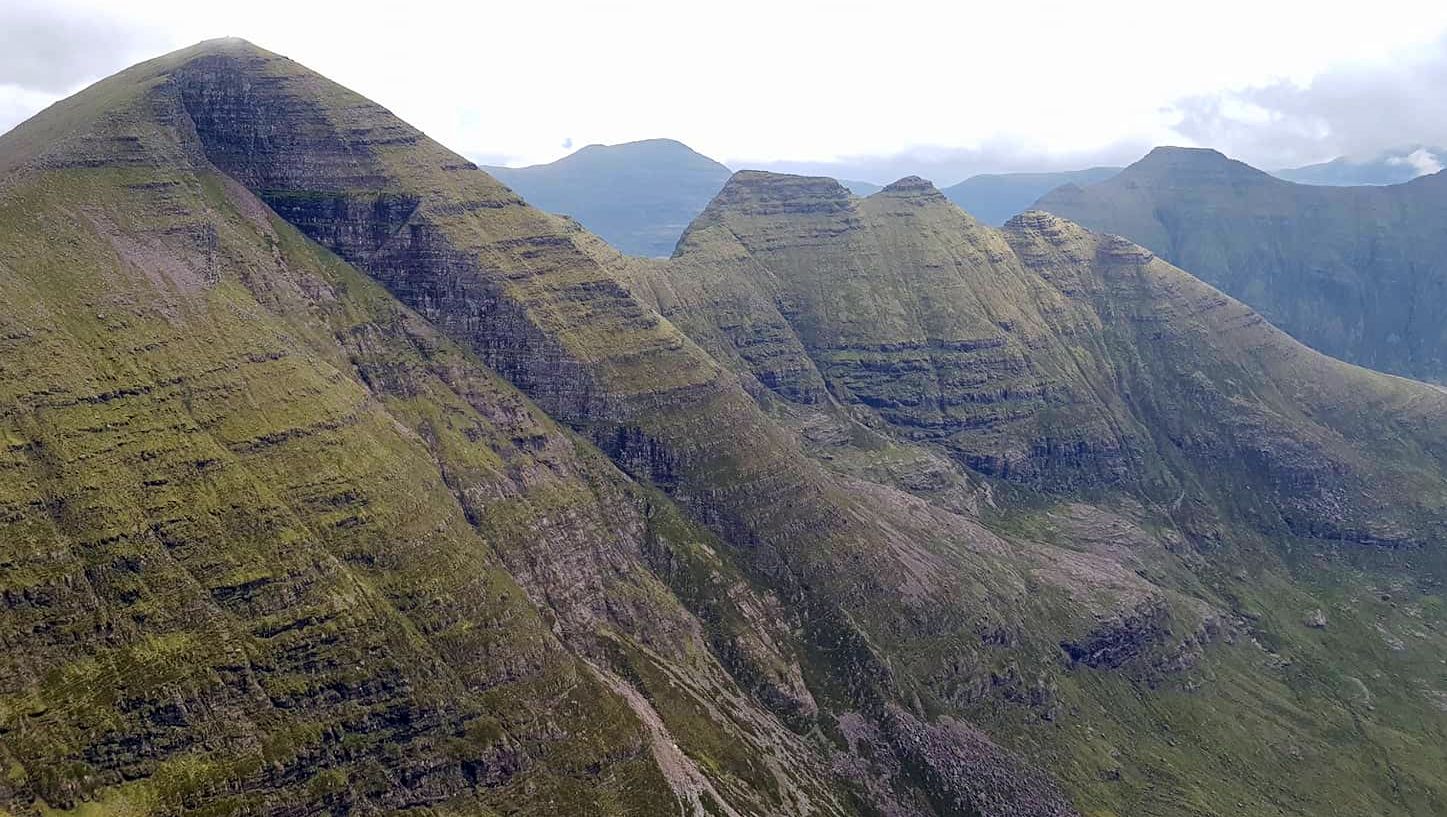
[5, 0, 1447, 183]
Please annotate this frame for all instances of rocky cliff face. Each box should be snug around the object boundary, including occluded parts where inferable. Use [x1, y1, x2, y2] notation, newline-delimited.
[4, 39, 1447, 817]
[1036, 146, 1447, 383]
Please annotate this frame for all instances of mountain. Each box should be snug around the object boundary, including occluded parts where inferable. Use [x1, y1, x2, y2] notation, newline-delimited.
[1035, 146, 1447, 382]
[1275, 146, 1446, 186]
[484, 139, 732, 257]
[941, 167, 1122, 225]
[635, 174, 1447, 815]
[838, 179, 882, 196]
[0, 42, 804, 817]
[3, 39, 1447, 817]
[484, 141, 884, 254]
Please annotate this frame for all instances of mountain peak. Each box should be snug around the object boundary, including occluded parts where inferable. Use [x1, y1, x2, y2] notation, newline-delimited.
[616, 137, 696, 151]
[1141, 145, 1226, 161]
[726, 168, 850, 192]
[479, 137, 732, 256]
[1, 37, 289, 178]
[569, 137, 718, 162]
[881, 174, 935, 191]
[1001, 210, 1097, 252]
[876, 175, 946, 201]
[140, 36, 279, 72]
[190, 36, 267, 54]
[708, 170, 853, 213]
[676, 171, 854, 252]
[1124, 145, 1275, 184]
[1004, 209, 1073, 232]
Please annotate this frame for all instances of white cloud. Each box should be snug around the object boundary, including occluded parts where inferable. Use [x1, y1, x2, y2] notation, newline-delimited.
[0, 0, 167, 93]
[1170, 34, 1447, 169]
[4, 0, 1447, 177]
[1387, 147, 1445, 176]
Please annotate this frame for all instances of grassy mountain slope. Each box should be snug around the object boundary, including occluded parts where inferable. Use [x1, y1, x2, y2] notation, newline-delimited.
[0, 41, 860, 817]
[942, 167, 1121, 226]
[1036, 146, 1447, 383]
[3, 39, 1447, 817]
[484, 139, 732, 257]
[0, 138, 678, 817]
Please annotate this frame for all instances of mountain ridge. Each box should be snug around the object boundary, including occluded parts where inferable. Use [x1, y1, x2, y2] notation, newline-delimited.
[641, 169, 1447, 812]
[1035, 145, 1447, 382]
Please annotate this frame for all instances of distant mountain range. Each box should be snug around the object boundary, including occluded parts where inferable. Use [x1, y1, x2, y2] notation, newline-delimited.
[483, 139, 731, 257]
[488, 141, 1447, 257]
[1275, 146, 1446, 186]
[1036, 145, 1447, 382]
[486, 140, 1132, 251]
[940, 167, 1122, 225]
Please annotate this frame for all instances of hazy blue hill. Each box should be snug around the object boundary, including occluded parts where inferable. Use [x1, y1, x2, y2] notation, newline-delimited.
[942, 166, 1121, 225]
[838, 178, 882, 195]
[1037, 145, 1447, 382]
[485, 138, 732, 256]
[1275, 146, 1446, 186]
